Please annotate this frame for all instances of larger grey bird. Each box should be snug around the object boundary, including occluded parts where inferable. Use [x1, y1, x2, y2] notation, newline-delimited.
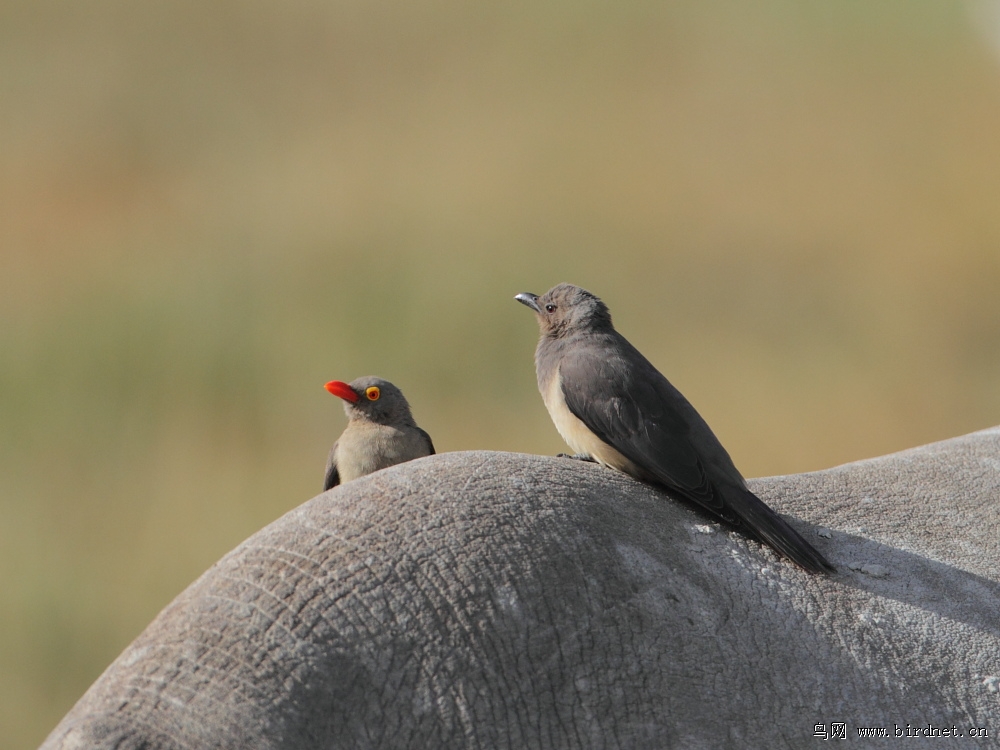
[516, 283, 834, 574]
[323, 376, 435, 490]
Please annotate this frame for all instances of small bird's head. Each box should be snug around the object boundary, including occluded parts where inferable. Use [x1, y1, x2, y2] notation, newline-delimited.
[515, 283, 613, 338]
[324, 376, 415, 426]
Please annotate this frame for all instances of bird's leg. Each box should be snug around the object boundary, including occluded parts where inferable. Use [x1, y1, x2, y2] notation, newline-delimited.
[556, 452, 596, 463]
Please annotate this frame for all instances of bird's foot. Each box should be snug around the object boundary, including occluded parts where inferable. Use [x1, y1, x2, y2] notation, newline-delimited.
[556, 453, 596, 463]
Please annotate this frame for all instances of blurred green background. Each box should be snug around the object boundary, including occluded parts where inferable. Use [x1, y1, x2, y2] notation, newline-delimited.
[3, 0, 1000, 745]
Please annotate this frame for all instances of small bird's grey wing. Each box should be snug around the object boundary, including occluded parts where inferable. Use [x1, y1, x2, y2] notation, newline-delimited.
[559, 344, 723, 512]
[323, 441, 340, 491]
[417, 427, 436, 456]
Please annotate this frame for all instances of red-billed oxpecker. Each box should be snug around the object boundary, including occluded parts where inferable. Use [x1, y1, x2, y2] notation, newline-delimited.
[323, 376, 434, 490]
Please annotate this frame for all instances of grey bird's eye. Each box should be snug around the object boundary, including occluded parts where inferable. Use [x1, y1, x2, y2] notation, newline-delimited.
[545, 304, 556, 313]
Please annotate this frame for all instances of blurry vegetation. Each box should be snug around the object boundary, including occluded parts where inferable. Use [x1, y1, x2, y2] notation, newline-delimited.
[3, 1, 1000, 746]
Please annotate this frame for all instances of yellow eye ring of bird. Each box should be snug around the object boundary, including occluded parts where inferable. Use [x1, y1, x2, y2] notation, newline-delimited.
[365, 386, 380, 401]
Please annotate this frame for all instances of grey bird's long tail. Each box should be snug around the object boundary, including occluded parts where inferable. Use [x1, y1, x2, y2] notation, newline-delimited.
[722, 486, 835, 574]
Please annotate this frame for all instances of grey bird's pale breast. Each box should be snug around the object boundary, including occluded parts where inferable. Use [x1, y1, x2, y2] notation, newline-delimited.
[334, 422, 432, 483]
[542, 365, 642, 476]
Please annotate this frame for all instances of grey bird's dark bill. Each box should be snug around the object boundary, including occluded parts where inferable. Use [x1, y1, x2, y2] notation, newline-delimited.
[515, 293, 541, 313]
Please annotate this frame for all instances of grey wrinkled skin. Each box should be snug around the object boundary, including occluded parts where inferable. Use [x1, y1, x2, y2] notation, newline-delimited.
[42, 428, 1000, 749]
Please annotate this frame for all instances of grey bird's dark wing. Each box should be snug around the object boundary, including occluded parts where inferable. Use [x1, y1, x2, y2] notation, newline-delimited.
[558, 337, 726, 510]
[559, 335, 834, 573]
[323, 441, 340, 491]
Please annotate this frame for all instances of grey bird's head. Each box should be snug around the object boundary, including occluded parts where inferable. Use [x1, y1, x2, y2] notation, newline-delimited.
[324, 376, 416, 426]
[515, 283, 613, 338]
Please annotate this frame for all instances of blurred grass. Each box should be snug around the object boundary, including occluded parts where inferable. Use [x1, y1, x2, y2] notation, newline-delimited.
[3, 1, 1000, 746]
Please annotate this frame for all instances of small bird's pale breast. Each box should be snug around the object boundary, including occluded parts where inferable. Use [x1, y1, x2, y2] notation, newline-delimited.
[335, 422, 431, 483]
[543, 366, 641, 475]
